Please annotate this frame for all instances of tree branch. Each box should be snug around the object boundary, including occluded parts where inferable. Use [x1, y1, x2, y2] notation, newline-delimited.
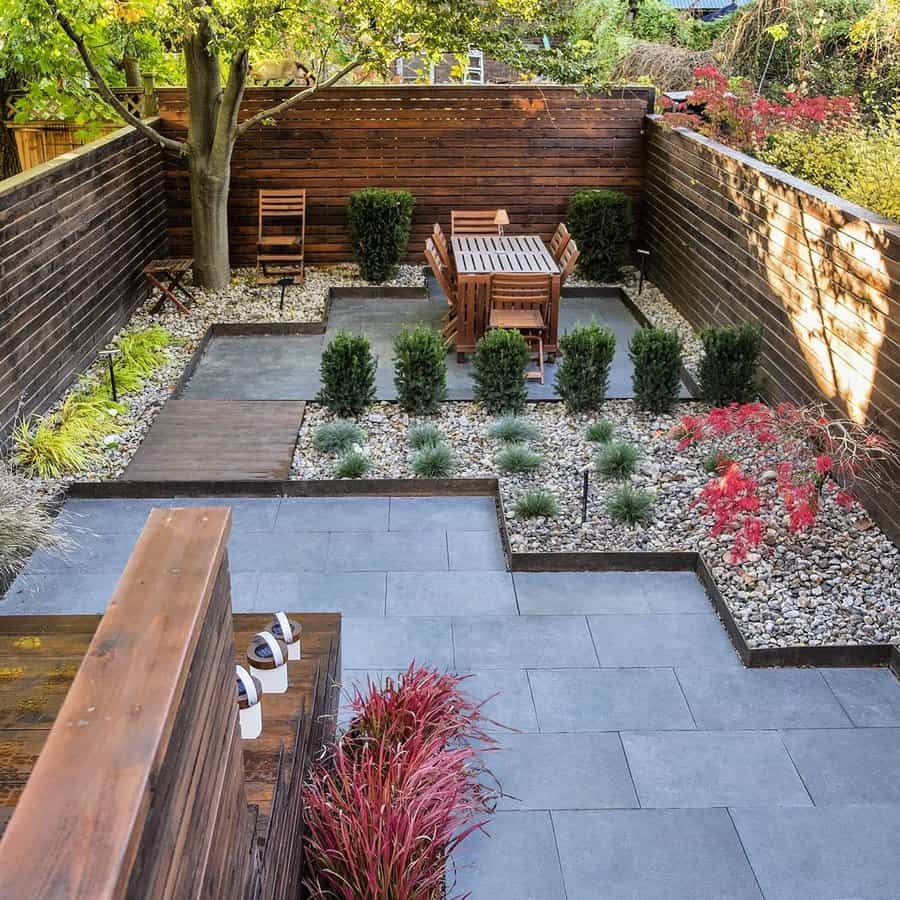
[43, 0, 187, 155]
[236, 57, 363, 137]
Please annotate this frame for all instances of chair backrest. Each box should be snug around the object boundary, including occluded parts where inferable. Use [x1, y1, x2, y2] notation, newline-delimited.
[451, 209, 501, 237]
[558, 239, 580, 286]
[432, 223, 455, 277]
[489, 274, 552, 314]
[425, 238, 456, 309]
[258, 189, 306, 239]
[549, 223, 571, 262]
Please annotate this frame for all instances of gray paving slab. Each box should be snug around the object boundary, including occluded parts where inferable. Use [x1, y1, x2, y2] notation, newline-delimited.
[0, 570, 121, 615]
[821, 668, 900, 726]
[230, 572, 259, 612]
[388, 496, 498, 532]
[228, 530, 329, 573]
[387, 571, 516, 616]
[340, 616, 454, 669]
[274, 497, 389, 532]
[622, 731, 813, 808]
[491, 732, 638, 810]
[514, 571, 648, 614]
[588, 613, 742, 668]
[780, 727, 900, 804]
[327, 530, 448, 571]
[451, 811, 567, 900]
[463, 669, 539, 733]
[554, 808, 763, 900]
[676, 668, 852, 730]
[731, 804, 900, 900]
[256, 572, 386, 616]
[637, 570, 713, 613]
[453, 616, 598, 669]
[529, 668, 695, 732]
[447, 530, 506, 570]
[25, 531, 138, 575]
[58, 498, 157, 534]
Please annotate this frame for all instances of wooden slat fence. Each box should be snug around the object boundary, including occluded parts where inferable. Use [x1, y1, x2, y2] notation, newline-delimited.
[0, 123, 167, 438]
[158, 85, 654, 265]
[641, 116, 900, 538]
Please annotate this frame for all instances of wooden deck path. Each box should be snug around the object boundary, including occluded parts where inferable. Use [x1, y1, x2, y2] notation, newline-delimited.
[123, 400, 305, 481]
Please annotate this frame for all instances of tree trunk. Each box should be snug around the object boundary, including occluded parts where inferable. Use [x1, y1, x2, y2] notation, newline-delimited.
[0, 77, 22, 179]
[188, 155, 232, 290]
[122, 55, 142, 88]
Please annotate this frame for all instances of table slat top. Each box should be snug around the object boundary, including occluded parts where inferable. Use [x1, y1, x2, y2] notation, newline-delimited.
[452, 235, 560, 275]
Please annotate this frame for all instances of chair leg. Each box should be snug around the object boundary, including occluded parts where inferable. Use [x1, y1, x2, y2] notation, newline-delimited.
[537, 336, 545, 384]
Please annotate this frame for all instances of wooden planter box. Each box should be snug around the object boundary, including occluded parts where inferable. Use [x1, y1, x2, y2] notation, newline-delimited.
[7, 121, 119, 170]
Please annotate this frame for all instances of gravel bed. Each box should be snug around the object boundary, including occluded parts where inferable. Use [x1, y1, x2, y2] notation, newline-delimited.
[16, 265, 423, 488]
[294, 400, 899, 650]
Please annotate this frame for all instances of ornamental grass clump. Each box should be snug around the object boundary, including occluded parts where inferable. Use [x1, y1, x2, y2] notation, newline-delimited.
[411, 443, 455, 478]
[303, 665, 496, 900]
[698, 323, 762, 405]
[334, 449, 371, 479]
[586, 419, 615, 444]
[605, 483, 656, 526]
[347, 188, 415, 282]
[487, 416, 539, 444]
[595, 440, 642, 480]
[312, 420, 366, 454]
[472, 329, 529, 415]
[513, 489, 559, 519]
[555, 322, 616, 412]
[393, 325, 447, 414]
[317, 331, 377, 417]
[408, 423, 443, 450]
[629, 327, 683, 413]
[496, 443, 543, 475]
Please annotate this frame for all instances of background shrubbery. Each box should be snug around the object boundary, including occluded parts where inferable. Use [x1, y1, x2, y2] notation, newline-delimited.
[566, 189, 632, 281]
[698, 322, 762, 405]
[347, 188, 415, 282]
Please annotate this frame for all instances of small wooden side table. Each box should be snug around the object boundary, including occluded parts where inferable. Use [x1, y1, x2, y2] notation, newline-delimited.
[144, 258, 196, 315]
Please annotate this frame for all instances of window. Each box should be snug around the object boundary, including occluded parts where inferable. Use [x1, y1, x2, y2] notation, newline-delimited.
[464, 48, 484, 84]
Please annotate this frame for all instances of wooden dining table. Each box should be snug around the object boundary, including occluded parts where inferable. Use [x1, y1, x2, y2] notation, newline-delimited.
[450, 235, 561, 358]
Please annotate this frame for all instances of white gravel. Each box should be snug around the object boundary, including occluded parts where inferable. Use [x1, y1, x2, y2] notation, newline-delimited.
[294, 400, 899, 650]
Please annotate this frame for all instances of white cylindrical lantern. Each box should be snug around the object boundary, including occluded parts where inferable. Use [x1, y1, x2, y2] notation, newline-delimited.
[247, 631, 288, 694]
[236, 665, 263, 739]
[270, 611, 302, 661]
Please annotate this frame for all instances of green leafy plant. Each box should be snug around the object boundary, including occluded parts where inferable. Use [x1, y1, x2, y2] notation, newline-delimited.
[408, 423, 444, 450]
[111, 325, 172, 394]
[605, 483, 656, 525]
[472, 329, 529, 415]
[334, 449, 371, 479]
[347, 188, 415, 282]
[312, 420, 366, 454]
[317, 331, 377, 417]
[513, 489, 559, 518]
[629, 327, 683, 413]
[411, 443, 455, 478]
[586, 419, 615, 443]
[496, 443, 544, 474]
[487, 416, 539, 444]
[566, 189, 632, 281]
[595, 440, 642, 480]
[12, 416, 96, 478]
[555, 322, 616, 412]
[698, 323, 762, 405]
[393, 325, 447, 414]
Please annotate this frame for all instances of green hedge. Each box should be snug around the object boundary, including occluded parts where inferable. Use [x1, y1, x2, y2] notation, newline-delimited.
[629, 327, 683, 413]
[473, 329, 529, 415]
[317, 331, 377, 416]
[698, 323, 762, 405]
[555, 322, 616, 412]
[566, 189, 632, 281]
[347, 188, 415, 282]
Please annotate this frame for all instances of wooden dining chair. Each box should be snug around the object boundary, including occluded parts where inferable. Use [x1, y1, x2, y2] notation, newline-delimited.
[432, 223, 456, 286]
[549, 223, 571, 262]
[257, 188, 306, 283]
[558, 238, 580, 287]
[451, 209, 503, 237]
[489, 273, 552, 383]
[425, 237, 458, 345]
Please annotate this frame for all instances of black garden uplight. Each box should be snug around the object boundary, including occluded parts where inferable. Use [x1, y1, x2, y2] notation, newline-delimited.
[637, 248, 650, 294]
[98, 348, 122, 401]
[277, 276, 293, 313]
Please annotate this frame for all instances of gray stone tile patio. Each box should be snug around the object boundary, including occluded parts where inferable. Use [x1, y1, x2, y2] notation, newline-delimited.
[5, 495, 900, 898]
[178, 283, 692, 401]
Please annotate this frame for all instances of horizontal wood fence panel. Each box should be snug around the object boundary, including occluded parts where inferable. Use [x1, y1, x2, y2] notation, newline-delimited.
[641, 117, 900, 538]
[0, 124, 167, 438]
[158, 85, 653, 265]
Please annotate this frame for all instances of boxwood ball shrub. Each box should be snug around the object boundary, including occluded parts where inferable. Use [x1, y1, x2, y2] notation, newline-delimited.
[393, 325, 447, 414]
[411, 443, 455, 478]
[513, 489, 559, 519]
[317, 331, 377, 417]
[472, 329, 529, 415]
[346, 188, 415, 282]
[555, 322, 616, 412]
[312, 420, 366, 454]
[698, 322, 762, 405]
[605, 483, 656, 526]
[629, 327, 683, 413]
[595, 440, 642, 480]
[566, 189, 632, 281]
[408, 423, 443, 450]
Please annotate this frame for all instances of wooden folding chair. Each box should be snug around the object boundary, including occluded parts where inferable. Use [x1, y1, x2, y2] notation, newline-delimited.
[451, 209, 503, 237]
[489, 273, 552, 383]
[558, 238, 580, 287]
[257, 188, 306, 284]
[432, 223, 456, 286]
[549, 223, 571, 262]
[425, 237, 458, 346]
